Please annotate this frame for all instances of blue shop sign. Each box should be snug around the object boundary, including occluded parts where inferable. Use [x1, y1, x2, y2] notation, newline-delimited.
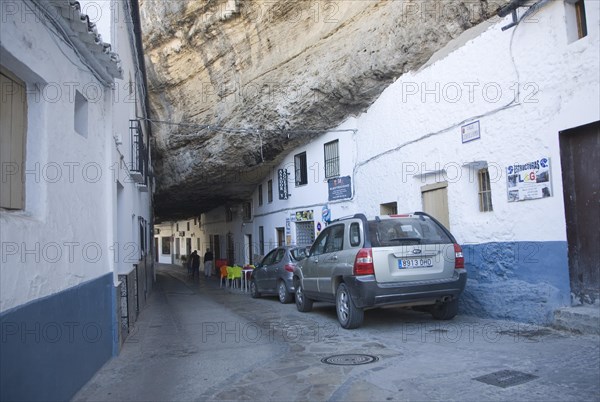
[328, 176, 352, 201]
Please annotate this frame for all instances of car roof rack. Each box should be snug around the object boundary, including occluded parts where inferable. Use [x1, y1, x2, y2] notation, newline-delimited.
[329, 213, 367, 224]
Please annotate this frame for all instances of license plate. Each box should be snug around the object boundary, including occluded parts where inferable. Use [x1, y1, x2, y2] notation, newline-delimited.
[398, 258, 433, 269]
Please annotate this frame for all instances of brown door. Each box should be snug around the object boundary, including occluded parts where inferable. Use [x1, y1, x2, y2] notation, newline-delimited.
[421, 182, 450, 229]
[560, 121, 600, 304]
[276, 228, 285, 247]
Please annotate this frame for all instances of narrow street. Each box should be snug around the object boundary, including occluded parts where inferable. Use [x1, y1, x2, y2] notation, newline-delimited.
[74, 264, 600, 402]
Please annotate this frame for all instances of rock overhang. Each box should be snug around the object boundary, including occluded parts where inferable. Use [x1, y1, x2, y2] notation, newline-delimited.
[141, 0, 511, 220]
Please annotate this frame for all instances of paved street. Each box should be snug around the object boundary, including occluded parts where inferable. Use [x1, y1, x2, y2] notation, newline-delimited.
[74, 264, 600, 401]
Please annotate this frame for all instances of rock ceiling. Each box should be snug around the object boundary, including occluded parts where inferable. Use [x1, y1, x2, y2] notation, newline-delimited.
[140, 0, 509, 220]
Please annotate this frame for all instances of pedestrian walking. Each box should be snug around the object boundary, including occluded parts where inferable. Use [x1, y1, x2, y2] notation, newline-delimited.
[203, 248, 214, 278]
[186, 255, 193, 277]
[191, 250, 200, 280]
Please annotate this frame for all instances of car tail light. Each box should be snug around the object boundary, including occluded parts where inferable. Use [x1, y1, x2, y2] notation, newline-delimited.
[354, 248, 374, 275]
[454, 244, 464, 269]
[284, 264, 295, 273]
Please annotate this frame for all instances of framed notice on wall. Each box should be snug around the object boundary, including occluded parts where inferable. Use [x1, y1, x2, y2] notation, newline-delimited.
[506, 157, 553, 202]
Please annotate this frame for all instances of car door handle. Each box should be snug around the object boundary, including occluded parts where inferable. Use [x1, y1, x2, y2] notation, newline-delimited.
[328, 255, 338, 261]
[311, 257, 319, 263]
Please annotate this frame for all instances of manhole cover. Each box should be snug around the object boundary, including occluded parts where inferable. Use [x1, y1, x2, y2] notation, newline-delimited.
[321, 354, 379, 366]
[473, 370, 538, 388]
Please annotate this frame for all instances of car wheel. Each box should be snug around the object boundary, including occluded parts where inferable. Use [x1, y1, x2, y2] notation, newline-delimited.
[336, 283, 364, 329]
[278, 281, 293, 304]
[295, 282, 313, 312]
[250, 279, 261, 298]
[431, 299, 459, 320]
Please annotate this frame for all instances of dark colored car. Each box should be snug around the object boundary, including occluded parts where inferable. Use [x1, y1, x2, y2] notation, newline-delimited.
[293, 212, 467, 329]
[250, 246, 308, 303]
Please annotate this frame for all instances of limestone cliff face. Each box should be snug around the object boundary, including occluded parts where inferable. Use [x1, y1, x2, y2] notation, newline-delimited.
[140, 0, 508, 219]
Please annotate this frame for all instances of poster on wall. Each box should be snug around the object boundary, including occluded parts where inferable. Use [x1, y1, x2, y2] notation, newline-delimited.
[293, 210, 314, 221]
[328, 176, 352, 201]
[506, 157, 553, 202]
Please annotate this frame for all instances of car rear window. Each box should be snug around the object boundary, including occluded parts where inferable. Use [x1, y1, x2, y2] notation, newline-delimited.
[368, 216, 452, 247]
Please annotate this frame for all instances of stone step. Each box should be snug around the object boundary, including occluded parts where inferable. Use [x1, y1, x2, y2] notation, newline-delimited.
[553, 305, 600, 335]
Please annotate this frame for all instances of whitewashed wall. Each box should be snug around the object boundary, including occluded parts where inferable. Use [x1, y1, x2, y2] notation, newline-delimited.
[1, 7, 112, 312]
[198, 0, 599, 323]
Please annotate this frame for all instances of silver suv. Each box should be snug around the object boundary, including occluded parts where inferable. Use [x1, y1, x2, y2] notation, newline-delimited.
[293, 212, 467, 329]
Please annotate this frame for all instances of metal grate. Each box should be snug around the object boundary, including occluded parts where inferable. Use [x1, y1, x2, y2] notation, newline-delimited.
[473, 370, 538, 388]
[296, 221, 315, 246]
[321, 354, 379, 366]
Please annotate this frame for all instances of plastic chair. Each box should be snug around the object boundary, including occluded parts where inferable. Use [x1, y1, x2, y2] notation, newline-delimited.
[219, 265, 229, 288]
[227, 266, 242, 289]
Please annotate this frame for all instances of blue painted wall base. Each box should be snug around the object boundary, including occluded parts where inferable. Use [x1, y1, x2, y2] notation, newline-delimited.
[0, 273, 114, 401]
[460, 241, 571, 324]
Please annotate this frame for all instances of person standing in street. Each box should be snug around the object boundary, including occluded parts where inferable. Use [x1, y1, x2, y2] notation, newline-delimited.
[191, 250, 200, 280]
[203, 248, 214, 278]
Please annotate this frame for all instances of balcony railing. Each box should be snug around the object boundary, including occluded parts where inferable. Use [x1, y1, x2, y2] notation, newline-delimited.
[130, 119, 146, 183]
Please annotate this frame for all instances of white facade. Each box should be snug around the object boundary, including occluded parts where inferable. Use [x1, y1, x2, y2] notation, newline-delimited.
[197, 0, 599, 324]
[154, 218, 207, 265]
[0, 1, 153, 400]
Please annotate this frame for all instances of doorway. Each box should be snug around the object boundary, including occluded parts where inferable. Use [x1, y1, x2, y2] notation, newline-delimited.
[421, 182, 450, 229]
[276, 227, 285, 247]
[186, 238, 192, 257]
[245, 234, 253, 265]
[559, 121, 600, 304]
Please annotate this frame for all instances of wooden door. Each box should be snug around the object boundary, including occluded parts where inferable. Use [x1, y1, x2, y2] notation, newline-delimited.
[560, 121, 600, 304]
[421, 182, 450, 229]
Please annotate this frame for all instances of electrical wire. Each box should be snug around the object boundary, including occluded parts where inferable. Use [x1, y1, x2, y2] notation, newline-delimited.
[28, 0, 115, 87]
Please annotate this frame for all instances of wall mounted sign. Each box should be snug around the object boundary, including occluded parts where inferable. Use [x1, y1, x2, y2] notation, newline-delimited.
[278, 169, 289, 200]
[328, 176, 352, 201]
[506, 157, 552, 202]
[294, 210, 314, 221]
[322, 204, 331, 223]
[461, 121, 481, 143]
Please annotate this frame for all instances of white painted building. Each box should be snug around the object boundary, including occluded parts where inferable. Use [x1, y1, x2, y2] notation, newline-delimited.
[197, 0, 600, 325]
[154, 218, 207, 265]
[0, 1, 153, 400]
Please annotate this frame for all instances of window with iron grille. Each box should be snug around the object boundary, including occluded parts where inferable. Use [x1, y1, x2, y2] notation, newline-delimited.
[268, 180, 273, 203]
[296, 222, 315, 246]
[258, 184, 263, 206]
[478, 168, 493, 212]
[324, 140, 340, 178]
[295, 152, 308, 186]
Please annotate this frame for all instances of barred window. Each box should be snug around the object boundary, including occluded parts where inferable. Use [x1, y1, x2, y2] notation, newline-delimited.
[478, 168, 493, 212]
[324, 140, 340, 178]
[294, 152, 308, 186]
